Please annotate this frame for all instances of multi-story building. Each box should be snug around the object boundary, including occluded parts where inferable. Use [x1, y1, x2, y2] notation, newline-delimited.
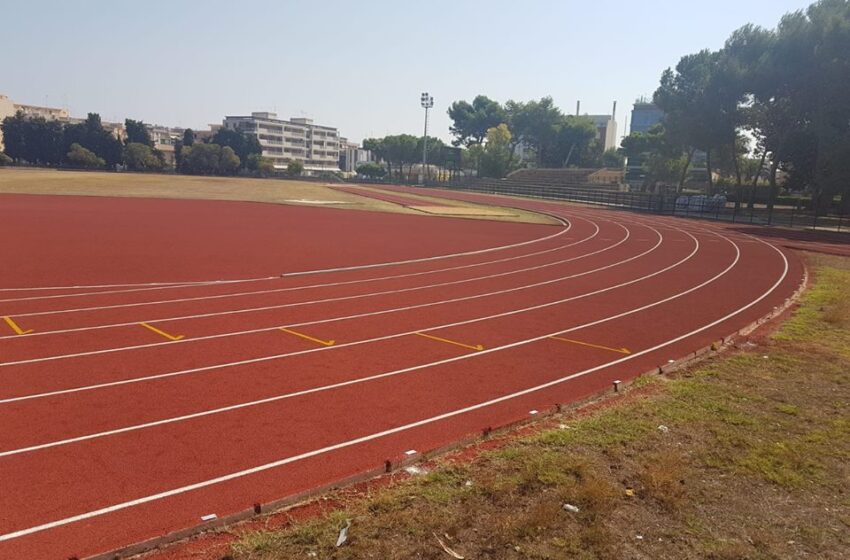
[338, 137, 372, 173]
[222, 112, 340, 174]
[146, 124, 185, 165]
[626, 99, 666, 187]
[585, 114, 618, 152]
[629, 99, 664, 135]
[0, 93, 71, 150]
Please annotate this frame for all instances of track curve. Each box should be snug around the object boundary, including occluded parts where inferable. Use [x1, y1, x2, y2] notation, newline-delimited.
[0, 192, 803, 559]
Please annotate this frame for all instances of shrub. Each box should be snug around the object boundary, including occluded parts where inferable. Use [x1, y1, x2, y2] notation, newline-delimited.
[66, 143, 105, 169]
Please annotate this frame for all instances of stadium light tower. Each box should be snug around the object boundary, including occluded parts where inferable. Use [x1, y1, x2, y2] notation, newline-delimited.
[420, 92, 434, 185]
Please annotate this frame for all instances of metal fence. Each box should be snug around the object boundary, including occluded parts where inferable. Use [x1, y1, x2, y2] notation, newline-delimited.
[412, 179, 849, 234]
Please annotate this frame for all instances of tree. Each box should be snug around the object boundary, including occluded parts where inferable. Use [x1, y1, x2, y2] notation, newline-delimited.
[479, 124, 514, 178]
[620, 125, 686, 189]
[0, 152, 12, 166]
[124, 119, 153, 147]
[286, 160, 304, 177]
[356, 162, 386, 179]
[549, 116, 598, 167]
[63, 113, 123, 167]
[66, 143, 105, 168]
[124, 142, 164, 171]
[211, 128, 261, 168]
[247, 153, 275, 177]
[362, 138, 389, 176]
[448, 95, 506, 147]
[180, 143, 240, 175]
[601, 149, 626, 168]
[182, 128, 195, 147]
[0, 112, 64, 165]
[506, 97, 563, 167]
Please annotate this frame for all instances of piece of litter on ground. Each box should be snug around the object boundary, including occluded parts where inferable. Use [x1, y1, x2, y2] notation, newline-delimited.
[657, 425, 670, 433]
[563, 503, 580, 513]
[464, 480, 473, 487]
[404, 465, 428, 476]
[404, 449, 418, 456]
[529, 409, 539, 415]
[636, 535, 644, 540]
[200, 513, 217, 522]
[763, 355, 769, 359]
[668, 359, 675, 364]
[559, 423, 570, 430]
[434, 532, 465, 559]
[335, 519, 351, 547]
[625, 487, 635, 497]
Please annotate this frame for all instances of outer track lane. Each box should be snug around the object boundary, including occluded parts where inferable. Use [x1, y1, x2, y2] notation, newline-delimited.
[0, 196, 802, 559]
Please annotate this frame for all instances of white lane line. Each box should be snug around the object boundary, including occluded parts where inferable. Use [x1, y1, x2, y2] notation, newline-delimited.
[0, 279, 278, 305]
[0, 233, 789, 544]
[5, 220, 593, 318]
[0, 223, 613, 365]
[0, 222, 671, 403]
[0, 222, 618, 341]
[0, 228, 729, 458]
[0, 215, 570, 300]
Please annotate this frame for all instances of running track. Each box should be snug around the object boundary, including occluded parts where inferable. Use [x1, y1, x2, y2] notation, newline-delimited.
[0, 191, 804, 559]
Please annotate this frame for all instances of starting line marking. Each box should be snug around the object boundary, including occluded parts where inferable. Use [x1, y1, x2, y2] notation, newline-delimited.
[139, 322, 185, 341]
[2, 316, 33, 335]
[415, 332, 484, 352]
[279, 327, 335, 347]
[549, 336, 631, 355]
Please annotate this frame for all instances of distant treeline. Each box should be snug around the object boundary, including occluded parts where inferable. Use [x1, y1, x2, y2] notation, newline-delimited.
[0, 113, 285, 177]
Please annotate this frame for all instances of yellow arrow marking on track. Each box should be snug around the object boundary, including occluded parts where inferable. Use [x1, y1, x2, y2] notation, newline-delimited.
[549, 336, 631, 355]
[279, 327, 335, 347]
[415, 332, 484, 352]
[3, 316, 33, 335]
[140, 322, 185, 341]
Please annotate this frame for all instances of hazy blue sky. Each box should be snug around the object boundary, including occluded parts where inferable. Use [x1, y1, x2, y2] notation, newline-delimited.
[3, 0, 812, 144]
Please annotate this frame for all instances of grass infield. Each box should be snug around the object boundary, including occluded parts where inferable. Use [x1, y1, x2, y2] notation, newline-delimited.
[0, 168, 557, 225]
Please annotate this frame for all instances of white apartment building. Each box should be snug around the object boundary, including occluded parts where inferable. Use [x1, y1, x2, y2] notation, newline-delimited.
[338, 137, 373, 173]
[222, 112, 340, 174]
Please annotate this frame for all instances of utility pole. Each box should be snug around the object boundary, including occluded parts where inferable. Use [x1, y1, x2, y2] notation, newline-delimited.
[420, 92, 434, 185]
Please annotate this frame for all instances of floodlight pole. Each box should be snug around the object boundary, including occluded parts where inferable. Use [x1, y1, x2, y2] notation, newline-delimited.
[420, 92, 434, 185]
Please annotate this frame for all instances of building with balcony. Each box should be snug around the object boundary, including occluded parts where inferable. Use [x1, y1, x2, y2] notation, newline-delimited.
[222, 112, 341, 174]
[338, 137, 373, 173]
[0, 94, 71, 150]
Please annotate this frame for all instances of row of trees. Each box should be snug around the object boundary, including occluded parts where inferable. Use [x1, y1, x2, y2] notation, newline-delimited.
[446, 95, 623, 177]
[361, 134, 446, 181]
[1, 112, 279, 177]
[623, 0, 850, 212]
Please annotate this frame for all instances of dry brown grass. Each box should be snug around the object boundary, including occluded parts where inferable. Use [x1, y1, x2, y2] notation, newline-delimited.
[0, 168, 558, 225]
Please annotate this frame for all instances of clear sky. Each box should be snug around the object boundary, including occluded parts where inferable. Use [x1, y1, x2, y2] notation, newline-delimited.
[2, 0, 813, 145]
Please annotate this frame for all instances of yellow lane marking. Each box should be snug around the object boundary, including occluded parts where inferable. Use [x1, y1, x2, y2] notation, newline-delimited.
[140, 322, 185, 341]
[3, 316, 33, 335]
[279, 327, 335, 347]
[415, 332, 484, 352]
[549, 336, 631, 355]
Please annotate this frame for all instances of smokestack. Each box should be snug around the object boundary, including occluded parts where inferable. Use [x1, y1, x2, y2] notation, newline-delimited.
[576, 100, 580, 116]
[612, 101, 617, 120]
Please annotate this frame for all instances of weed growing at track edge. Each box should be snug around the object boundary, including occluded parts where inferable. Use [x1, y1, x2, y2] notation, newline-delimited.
[154, 253, 850, 560]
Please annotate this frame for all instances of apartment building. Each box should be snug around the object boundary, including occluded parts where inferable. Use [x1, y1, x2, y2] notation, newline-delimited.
[338, 137, 373, 173]
[222, 112, 340, 174]
[0, 93, 71, 150]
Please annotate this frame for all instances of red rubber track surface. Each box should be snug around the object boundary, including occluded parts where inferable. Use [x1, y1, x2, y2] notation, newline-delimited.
[0, 191, 805, 559]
